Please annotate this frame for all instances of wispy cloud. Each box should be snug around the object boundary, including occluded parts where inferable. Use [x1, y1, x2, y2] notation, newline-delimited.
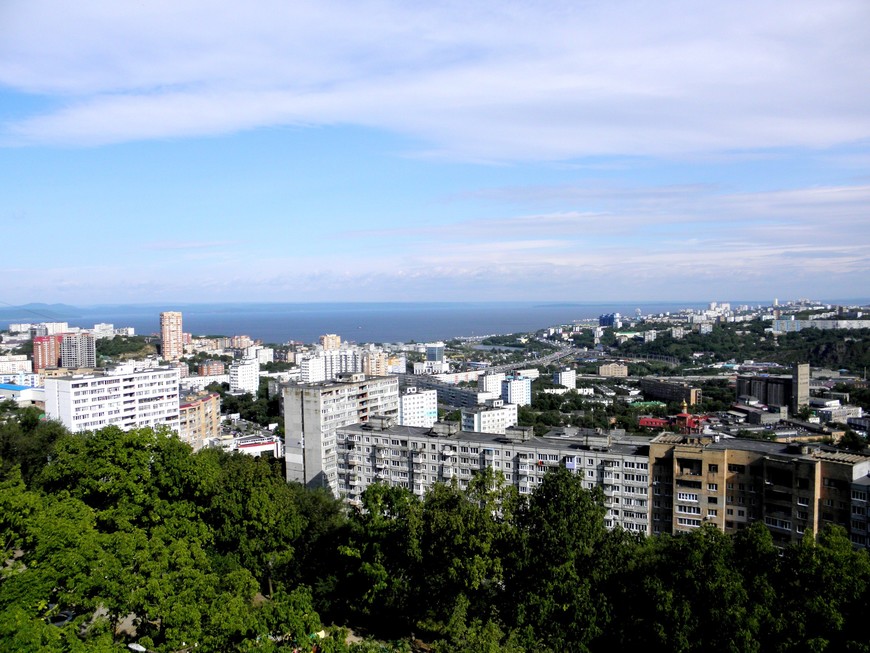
[2, 1, 868, 159]
[144, 240, 233, 251]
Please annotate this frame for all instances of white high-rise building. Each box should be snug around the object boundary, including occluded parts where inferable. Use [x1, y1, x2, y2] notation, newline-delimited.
[283, 373, 399, 493]
[478, 372, 505, 395]
[553, 368, 576, 389]
[45, 367, 180, 433]
[229, 357, 260, 395]
[461, 399, 518, 435]
[300, 356, 327, 383]
[399, 387, 438, 428]
[502, 375, 532, 407]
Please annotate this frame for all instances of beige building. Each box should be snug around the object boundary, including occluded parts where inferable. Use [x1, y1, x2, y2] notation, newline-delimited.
[160, 311, 184, 361]
[598, 363, 628, 377]
[178, 391, 221, 451]
[649, 433, 870, 547]
[319, 334, 342, 351]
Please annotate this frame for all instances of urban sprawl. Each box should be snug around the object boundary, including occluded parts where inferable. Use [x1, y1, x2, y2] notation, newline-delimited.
[3, 298, 870, 548]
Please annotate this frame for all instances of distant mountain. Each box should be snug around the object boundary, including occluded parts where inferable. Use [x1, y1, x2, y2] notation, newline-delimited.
[0, 303, 83, 320]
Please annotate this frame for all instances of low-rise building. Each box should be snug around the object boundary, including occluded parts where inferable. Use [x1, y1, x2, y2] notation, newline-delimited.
[598, 363, 628, 377]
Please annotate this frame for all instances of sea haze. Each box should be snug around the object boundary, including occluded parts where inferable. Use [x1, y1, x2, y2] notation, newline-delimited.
[3, 301, 714, 344]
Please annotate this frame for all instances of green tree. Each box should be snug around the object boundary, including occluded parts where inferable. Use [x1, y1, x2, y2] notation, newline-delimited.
[505, 467, 610, 652]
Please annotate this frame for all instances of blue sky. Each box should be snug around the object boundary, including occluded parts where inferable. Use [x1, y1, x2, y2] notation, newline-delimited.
[1, 0, 869, 305]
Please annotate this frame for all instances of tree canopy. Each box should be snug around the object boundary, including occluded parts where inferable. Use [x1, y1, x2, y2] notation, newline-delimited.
[2, 406, 869, 652]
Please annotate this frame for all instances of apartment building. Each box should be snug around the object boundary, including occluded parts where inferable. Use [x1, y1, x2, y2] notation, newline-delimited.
[478, 372, 505, 395]
[553, 368, 577, 389]
[398, 386, 438, 428]
[461, 399, 518, 435]
[33, 335, 62, 372]
[44, 366, 180, 434]
[178, 391, 221, 451]
[283, 373, 399, 492]
[160, 311, 184, 361]
[598, 363, 628, 377]
[735, 363, 809, 413]
[501, 375, 532, 407]
[400, 375, 498, 408]
[0, 355, 33, 374]
[333, 418, 651, 534]
[649, 433, 870, 546]
[640, 378, 702, 406]
[197, 360, 226, 376]
[60, 332, 97, 369]
[229, 357, 260, 394]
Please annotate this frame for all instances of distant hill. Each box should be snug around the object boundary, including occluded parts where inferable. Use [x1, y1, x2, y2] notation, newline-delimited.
[0, 303, 83, 320]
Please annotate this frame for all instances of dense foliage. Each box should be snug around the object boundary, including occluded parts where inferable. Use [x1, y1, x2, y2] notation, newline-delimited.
[95, 335, 157, 361]
[2, 406, 869, 652]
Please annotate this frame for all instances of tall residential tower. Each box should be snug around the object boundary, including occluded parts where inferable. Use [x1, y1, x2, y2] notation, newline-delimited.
[160, 311, 183, 361]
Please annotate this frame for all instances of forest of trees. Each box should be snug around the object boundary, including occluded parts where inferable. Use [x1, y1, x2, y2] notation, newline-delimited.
[2, 402, 870, 652]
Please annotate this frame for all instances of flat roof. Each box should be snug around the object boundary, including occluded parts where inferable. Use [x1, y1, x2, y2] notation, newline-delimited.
[339, 422, 650, 456]
[0, 383, 30, 391]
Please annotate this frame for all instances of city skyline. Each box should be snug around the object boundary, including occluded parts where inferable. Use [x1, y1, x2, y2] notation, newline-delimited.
[2, 1, 869, 304]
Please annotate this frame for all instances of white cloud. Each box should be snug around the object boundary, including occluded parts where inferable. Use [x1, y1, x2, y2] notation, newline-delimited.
[2, 0, 869, 158]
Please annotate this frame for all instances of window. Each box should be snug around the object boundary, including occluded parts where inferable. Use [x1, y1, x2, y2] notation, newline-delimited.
[707, 483, 718, 491]
[764, 516, 792, 530]
[677, 492, 699, 502]
[708, 509, 718, 517]
[728, 464, 745, 473]
[677, 505, 701, 515]
[677, 517, 701, 527]
[852, 490, 867, 502]
[708, 464, 719, 473]
[708, 497, 718, 504]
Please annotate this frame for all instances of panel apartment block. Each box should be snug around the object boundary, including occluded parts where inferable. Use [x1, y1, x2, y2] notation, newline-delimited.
[333, 419, 652, 534]
[649, 433, 870, 546]
[45, 367, 180, 434]
[283, 373, 399, 492]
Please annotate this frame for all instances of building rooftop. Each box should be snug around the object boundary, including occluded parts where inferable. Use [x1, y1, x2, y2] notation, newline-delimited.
[339, 421, 650, 457]
[0, 383, 30, 391]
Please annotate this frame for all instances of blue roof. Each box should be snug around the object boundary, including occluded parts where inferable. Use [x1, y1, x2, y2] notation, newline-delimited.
[0, 383, 30, 391]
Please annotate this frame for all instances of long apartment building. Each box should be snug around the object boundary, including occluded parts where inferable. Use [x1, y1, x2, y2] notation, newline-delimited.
[639, 378, 702, 406]
[283, 373, 399, 492]
[650, 433, 870, 547]
[44, 366, 180, 433]
[333, 419, 652, 534]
